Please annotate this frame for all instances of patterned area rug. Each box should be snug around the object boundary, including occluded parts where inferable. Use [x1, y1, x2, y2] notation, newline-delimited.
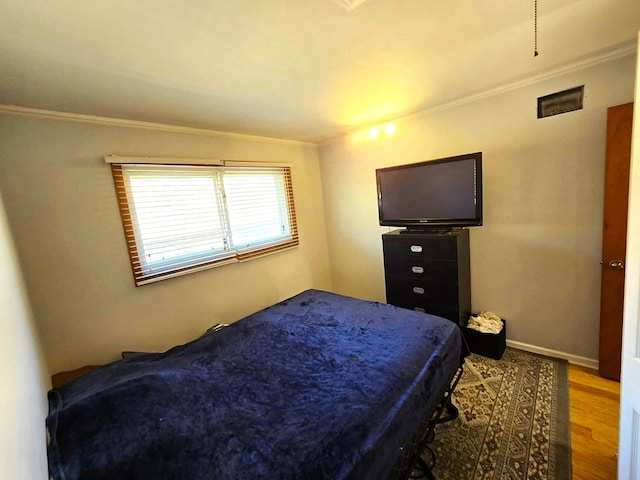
[416, 348, 571, 480]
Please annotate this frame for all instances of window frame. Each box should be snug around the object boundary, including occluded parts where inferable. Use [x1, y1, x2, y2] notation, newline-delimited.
[110, 160, 298, 286]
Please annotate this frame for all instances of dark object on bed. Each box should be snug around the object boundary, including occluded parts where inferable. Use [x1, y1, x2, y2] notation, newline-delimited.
[46, 289, 468, 480]
[464, 317, 506, 360]
[50, 365, 101, 389]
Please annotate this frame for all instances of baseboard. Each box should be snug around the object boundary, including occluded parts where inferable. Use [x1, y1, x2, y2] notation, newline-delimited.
[506, 339, 599, 370]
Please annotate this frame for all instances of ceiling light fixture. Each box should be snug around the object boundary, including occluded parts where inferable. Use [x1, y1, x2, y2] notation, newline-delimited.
[333, 0, 371, 12]
[352, 122, 397, 143]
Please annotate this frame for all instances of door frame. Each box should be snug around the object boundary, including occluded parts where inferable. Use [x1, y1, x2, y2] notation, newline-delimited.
[617, 33, 640, 480]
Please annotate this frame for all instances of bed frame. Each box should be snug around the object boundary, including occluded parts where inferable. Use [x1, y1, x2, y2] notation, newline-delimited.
[390, 366, 464, 480]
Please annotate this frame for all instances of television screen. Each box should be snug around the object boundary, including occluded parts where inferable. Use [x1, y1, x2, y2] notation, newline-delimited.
[376, 152, 482, 229]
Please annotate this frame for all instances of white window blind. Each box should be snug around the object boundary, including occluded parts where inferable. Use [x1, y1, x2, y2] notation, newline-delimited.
[111, 163, 298, 286]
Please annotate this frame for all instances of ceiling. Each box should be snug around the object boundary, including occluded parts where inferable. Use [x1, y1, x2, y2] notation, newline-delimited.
[0, 0, 638, 143]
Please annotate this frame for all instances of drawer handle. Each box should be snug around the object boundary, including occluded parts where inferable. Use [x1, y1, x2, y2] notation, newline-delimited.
[411, 266, 424, 274]
[410, 245, 423, 253]
[414, 307, 426, 313]
[412, 286, 425, 295]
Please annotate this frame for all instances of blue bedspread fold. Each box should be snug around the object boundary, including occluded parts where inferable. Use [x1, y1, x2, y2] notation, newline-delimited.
[47, 289, 468, 480]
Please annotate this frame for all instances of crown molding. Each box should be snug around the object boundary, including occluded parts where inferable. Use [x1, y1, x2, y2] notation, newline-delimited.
[0, 104, 317, 148]
[319, 40, 638, 147]
[420, 40, 637, 117]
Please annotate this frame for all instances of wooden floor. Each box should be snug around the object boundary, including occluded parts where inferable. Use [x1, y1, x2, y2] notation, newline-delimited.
[569, 364, 620, 480]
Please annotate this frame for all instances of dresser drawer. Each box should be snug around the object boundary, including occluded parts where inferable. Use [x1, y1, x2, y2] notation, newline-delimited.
[386, 296, 460, 323]
[383, 256, 457, 283]
[385, 276, 459, 306]
[382, 236, 458, 261]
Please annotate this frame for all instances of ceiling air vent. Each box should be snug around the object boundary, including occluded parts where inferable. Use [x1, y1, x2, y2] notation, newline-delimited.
[333, 0, 371, 11]
[537, 86, 584, 119]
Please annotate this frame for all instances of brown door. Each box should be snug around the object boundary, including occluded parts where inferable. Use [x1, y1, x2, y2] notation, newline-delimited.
[599, 102, 633, 381]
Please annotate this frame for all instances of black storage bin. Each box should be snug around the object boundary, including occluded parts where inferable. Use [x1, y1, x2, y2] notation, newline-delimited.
[464, 317, 506, 360]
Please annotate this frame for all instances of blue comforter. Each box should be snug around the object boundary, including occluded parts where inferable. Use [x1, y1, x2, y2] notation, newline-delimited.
[47, 289, 468, 480]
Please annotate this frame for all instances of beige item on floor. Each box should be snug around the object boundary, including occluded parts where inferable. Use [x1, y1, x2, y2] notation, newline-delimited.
[467, 311, 503, 334]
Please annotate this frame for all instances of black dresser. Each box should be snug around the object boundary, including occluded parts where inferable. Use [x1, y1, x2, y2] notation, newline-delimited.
[382, 229, 471, 327]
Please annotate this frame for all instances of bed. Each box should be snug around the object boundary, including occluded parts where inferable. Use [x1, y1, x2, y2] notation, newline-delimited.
[46, 289, 468, 480]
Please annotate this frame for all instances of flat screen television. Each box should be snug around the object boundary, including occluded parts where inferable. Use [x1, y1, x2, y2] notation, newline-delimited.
[376, 152, 482, 230]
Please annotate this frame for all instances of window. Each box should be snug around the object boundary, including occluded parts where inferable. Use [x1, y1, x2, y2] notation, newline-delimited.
[111, 163, 298, 286]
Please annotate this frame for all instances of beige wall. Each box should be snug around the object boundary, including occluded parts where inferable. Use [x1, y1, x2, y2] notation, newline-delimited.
[0, 194, 49, 480]
[0, 115, 332, 373]
[318, 54, 637, 361]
